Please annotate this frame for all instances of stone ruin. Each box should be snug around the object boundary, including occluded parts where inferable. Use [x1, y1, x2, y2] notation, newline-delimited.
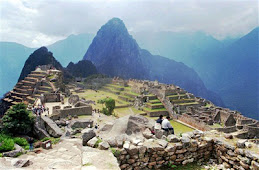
[81, 115, 259, 170]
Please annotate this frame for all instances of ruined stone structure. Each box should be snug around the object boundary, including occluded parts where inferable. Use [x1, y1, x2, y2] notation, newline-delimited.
[51, 101, 92, 120]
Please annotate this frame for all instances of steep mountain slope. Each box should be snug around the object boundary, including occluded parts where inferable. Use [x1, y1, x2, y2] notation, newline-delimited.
[48, 34, 94, 66]
[84, 18, 147, 80]
[18, 47, 64, 81]
[0, 42, 34, 97]
[211, 27, 259, 119]
[132, 31, 224, 68]
[83, 18, 224, 106]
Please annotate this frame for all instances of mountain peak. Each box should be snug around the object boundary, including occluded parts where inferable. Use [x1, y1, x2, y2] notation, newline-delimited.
[98, 17, 128, 36]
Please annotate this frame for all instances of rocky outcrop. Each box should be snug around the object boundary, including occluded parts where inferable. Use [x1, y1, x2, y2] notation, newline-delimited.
[82, 128, 96, 146]
[99, 115, 154, 140]
[69, 119, 93, 129]
[40, 115, 63, 137]
[3, 144, 24, 157]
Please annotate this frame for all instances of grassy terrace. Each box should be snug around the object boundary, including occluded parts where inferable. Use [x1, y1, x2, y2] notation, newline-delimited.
[178, 102, 199, 106]
[148, 117, 194, 136]
[167, 94, 186, 98]
[147, 102, 164, 106]
[75, 89, 130, 110]
[143, 107, 167, 112]
[149, 99, 160, 103]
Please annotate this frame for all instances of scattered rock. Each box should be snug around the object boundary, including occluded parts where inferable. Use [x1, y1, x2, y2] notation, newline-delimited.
[181, 136, 190, 147]
[107, 137, 117, 147]
[237, 140, 247, 148]
[167, 135, 180, 143]
[82, 128, 96, 146]
[157, 139, 168, 148]
[13, 159, 32, 168]
[143, 128, 153, 139]
[87, 137, 99, 148]
[224, 134, 233, 139]
[245, 142, 252, 148]
[155, 129, 163, 139]
[99, 141, 110, 150]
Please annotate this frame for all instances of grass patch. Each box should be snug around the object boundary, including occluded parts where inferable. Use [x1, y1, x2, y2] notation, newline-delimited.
[143, 107, 167, 112]
[94, 138, 102, 148]
[83, 163, 93, 166]
[41, 137, 60, 144]
[110, 148, 121, 157]
[170, 120, 194, 136]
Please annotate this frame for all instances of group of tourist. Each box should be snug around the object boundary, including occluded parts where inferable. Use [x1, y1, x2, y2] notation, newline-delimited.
[155, 115, 174, 135]
[32, 104, 49, 116]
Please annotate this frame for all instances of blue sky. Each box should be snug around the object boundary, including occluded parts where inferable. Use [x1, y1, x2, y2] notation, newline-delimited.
[0, 0, 258, 47]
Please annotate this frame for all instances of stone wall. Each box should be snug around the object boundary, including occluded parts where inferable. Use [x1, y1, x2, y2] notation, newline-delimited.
[213, 139, 259, 169]
[113, 134, 214, 169]
[41, 93, 61, 103]
[51, 105, 92, 120]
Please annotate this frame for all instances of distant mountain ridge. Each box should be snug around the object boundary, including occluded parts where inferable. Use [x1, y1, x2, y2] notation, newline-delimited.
[83, 18, 224, 106]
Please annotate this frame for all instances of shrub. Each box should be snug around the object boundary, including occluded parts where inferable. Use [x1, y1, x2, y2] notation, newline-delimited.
[2, 103, 34, 135]
[0, 138, 15, 152]
[14, 137, 28, 146]
[99, 98, 115, 115]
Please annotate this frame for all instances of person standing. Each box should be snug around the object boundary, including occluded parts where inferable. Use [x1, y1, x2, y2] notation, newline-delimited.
[162, 116, 174, 135]
[28, 137, 34, 152]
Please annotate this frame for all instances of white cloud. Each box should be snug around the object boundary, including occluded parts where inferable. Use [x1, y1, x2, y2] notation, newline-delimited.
[0, 0, 258, 47]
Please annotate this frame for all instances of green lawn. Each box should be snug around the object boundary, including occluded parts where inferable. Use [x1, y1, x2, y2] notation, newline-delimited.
[148, 117, 194, 136]
[170, 120, 194, 135]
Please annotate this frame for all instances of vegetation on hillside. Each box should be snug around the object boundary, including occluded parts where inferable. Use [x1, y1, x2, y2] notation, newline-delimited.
[1, 103, 34, 135]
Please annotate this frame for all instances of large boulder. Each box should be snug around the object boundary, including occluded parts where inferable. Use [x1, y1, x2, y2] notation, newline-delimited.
[33, 122, 50, 139]
[87, 137, 99, 148]
[41, 115, 63, 137]
[82, 128, 96, 146]
[99, 115, 154, 140]
[69, 119, 93, 129]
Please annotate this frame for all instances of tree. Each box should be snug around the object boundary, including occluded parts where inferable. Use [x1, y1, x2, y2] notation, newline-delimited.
[2, 103, 34, 135]
[98, 97, 115, 115]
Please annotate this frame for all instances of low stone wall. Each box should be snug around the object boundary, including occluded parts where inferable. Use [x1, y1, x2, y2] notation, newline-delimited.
[147, 111, 168, 117]
[179, 114, 210, 131]
[51, 105, 92, 120]
[114, 135, 213, 169]
[216, 126, 237, 133]
[214, 139, 259, 169]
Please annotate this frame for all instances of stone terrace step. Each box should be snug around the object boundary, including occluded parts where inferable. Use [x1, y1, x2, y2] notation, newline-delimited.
[9, 95, 23, 102]
[10, 91, 29, 98]
[14, 87, 33, 95]
[171, 99, 196, 104]
[26, 96, 35, 104]
[38, 86, 53, 92]
[24, 77, 39, 82]
[146, 103, 165, 109]
[27, 73, 46, 79]
[35, 89, 49, 94]
[31, 71, 47, 75]
[21, 80, 36, 86]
